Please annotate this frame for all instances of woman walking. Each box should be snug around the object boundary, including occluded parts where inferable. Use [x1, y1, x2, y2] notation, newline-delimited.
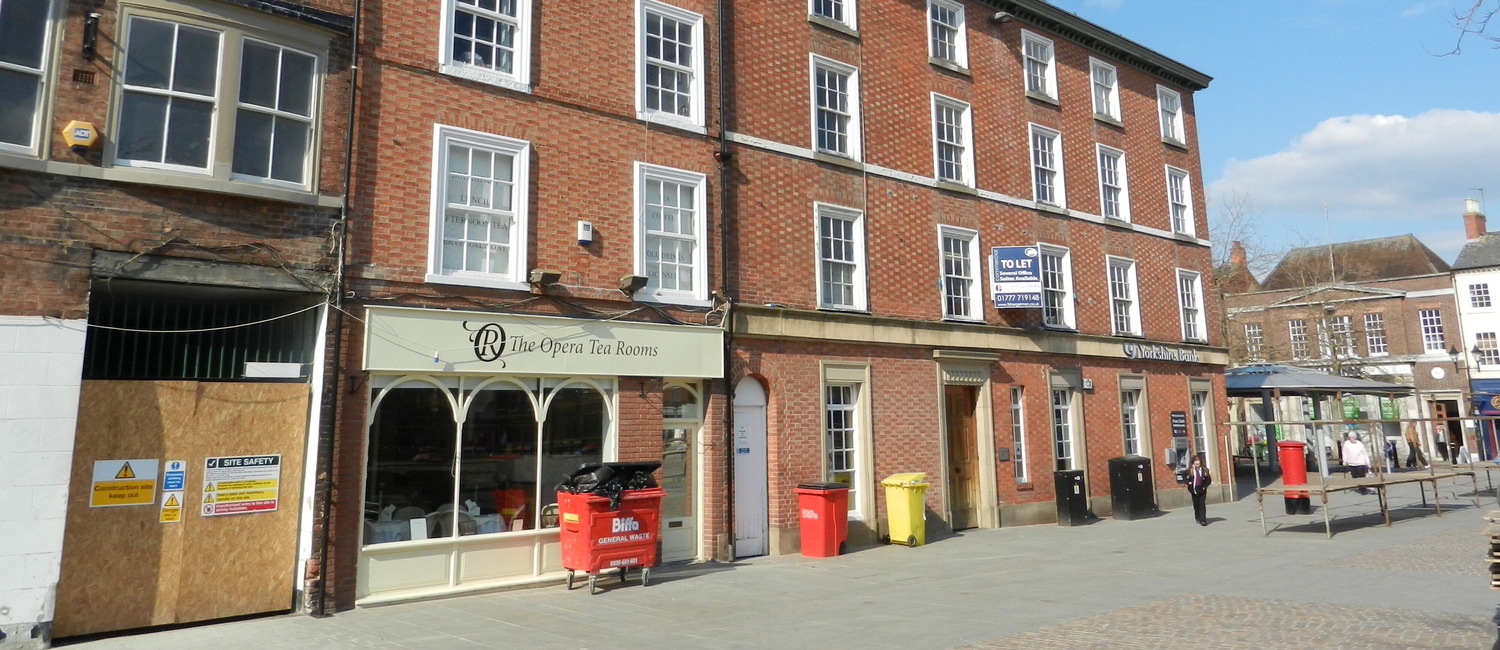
[1186, 456, 1212, 526]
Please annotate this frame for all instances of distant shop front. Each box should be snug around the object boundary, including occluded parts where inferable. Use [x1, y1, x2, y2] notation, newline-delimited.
[357, 306, 722, 603]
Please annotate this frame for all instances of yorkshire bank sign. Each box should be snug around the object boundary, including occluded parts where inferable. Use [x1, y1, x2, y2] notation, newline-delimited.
[1121, 342, 1201, 363]
[364, 305, 724, 378]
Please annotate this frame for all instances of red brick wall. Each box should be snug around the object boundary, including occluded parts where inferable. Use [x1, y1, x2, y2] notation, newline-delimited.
[2, 1, 354, 318]
[725, 1, 1216, 346]
[735, 340, 1226, 530]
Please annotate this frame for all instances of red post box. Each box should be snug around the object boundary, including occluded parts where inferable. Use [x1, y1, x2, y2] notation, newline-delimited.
[1276, 440, 1311, 514]
[793, 482, 850, 557]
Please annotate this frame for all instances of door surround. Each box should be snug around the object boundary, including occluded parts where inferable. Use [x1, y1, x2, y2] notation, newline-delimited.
[934, 351, 998, 529]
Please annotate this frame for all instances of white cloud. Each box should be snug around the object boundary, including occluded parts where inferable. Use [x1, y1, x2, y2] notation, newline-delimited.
[1400, 1, 1447, 18]
[1083, 0, 1124, 9]
[1209, 109, 1500, 260]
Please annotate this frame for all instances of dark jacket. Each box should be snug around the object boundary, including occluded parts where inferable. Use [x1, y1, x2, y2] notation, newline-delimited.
[1185, 466, 1212, 495]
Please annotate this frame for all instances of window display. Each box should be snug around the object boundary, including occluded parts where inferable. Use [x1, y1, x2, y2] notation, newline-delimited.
[364, 378, 608, 545]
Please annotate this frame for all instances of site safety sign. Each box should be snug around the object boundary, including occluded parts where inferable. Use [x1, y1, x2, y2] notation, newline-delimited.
[202, 454, 281, 516]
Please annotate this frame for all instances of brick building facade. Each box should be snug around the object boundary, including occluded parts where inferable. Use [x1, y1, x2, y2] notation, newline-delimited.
[0, 0, 353, 644]
[1222, 235, 1463, 458]
[723, 0, 1225, 554]
[2, 0, 1228, 639]
[325, 0, 728, 609]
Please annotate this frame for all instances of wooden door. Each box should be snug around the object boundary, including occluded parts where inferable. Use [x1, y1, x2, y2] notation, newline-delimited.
[944, 385, 979, 530]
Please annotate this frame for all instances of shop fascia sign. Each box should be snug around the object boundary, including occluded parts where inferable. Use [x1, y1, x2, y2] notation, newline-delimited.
[1121, 342, 1201, 363]
[364, 305, 724, 378]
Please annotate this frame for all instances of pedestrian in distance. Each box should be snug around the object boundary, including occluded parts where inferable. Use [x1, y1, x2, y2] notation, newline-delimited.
[1342, 431, 1372, 494]
[1383, 439, 1397, 472]
[1404, 425, 1428, 469]
[1185, 455, 1211, 526]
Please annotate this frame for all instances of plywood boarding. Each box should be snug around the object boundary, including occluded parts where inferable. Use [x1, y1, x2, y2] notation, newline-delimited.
[55, 381, 309, 637]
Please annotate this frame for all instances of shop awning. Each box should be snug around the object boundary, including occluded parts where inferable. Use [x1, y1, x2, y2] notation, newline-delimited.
[1225, 363, 1413, 397]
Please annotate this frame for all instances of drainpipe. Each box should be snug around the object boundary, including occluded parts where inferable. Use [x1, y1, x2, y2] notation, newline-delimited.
[715, 0, 735, 561]
[313, 0, 361, 617]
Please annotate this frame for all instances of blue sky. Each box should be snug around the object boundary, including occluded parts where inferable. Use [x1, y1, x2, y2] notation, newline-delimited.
[1047, 0, 1500, 271]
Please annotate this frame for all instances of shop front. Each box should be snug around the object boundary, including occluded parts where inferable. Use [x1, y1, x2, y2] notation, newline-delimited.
[357, 306, 722, 603]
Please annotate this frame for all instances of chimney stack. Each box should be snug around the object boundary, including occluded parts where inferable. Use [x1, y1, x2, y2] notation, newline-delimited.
[1465, 198, 1487, 240]
[1229, 241, 1247, 267]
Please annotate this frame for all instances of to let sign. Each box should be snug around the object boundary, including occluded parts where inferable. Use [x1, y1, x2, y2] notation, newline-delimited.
[990, 246, 1041, 309]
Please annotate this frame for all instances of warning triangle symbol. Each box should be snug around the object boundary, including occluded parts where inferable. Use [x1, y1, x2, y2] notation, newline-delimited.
[205, 483, 216, 492]
[115, 463, 135, 479]
[203, 494, 215, 503]
[165, 495, 179, 507]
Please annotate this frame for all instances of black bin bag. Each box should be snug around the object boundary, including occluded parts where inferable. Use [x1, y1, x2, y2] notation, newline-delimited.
[557, 461, 661, 510]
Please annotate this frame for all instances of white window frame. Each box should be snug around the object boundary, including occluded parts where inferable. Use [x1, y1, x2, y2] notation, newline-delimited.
[1471, 282, 1493, 309]
[1120, 387, 1142, 456]
[1318, 315, 1355, 359]
[1096, 145, 1129, 222]
[0, 0, 55, 157]
[1477, 332, 1500, 366]
[1010, 386, 1028, 483]
[927, 0, 967, 67]
[1244, 322, 1264, 361]
[1029, 124, 1065, 207]
[1157, 85, 1184, 144]
[931, 94, 973, 186]
[1039, 243, 1074, 329]
[425, 124, 531, 290]
[815, 203, 867, 311]
[636, 0, 705, 132]
[1021, 30, 1056, 99]
[1289, 319, 1309, 360]
[1363, 313, 1387, 356]
[1089, 57, 1118, 120]
[939, 225, 981, 321]
[1106, 256, 1139, 336]
[1190, 390, 1209, 460]
[1166, 166, 1194, 235]
[1176, 269, 1204, 342]
[438, 0, 533, 92]
[809, 55, 861, 160]
[1419, 308, 1446, 353]
[634, 162, 710, 305]
[809, 0, 856, 30]
[823, 363, 872, 520]
[1051, 387, 1076, 472]
[110, 9, 326, 192]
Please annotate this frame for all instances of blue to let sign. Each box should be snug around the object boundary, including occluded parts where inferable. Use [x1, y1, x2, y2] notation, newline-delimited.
[990, 246, 1042, 308]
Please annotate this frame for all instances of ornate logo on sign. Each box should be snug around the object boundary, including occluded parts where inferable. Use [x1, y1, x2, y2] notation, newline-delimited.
[463, 321, 507, 365]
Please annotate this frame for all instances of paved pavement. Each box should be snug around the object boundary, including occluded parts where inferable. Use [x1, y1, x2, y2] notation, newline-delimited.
[58, 472, 1500, 649]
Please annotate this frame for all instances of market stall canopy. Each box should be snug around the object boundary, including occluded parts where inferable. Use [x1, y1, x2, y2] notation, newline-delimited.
[1225, 363, 1413, 397]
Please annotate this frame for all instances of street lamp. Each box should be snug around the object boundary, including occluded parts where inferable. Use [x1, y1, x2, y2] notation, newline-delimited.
[1450, 345, 1462, 368]
[1473, 344, 1485, 369]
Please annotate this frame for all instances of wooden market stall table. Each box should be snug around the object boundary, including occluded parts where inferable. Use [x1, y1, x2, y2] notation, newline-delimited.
[1254, 468, 1480, 538]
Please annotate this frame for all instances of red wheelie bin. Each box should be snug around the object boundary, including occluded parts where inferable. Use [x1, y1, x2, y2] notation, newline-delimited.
[558, 487, 665, 594]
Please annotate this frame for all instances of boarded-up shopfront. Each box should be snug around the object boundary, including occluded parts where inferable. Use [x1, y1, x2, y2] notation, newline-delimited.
[53, 281, 324, 638]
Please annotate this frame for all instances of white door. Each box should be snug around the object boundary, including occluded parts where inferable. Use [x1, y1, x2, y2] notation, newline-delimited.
[733, 380, 768, 558]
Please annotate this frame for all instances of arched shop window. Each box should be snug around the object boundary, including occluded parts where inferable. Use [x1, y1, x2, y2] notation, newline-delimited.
[363, 376, 612, 546]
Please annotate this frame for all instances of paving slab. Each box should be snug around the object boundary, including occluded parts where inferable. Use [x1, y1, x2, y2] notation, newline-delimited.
[57, 476, 1500, 650]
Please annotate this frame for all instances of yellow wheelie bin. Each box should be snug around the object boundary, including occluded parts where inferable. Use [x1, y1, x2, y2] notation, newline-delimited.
[880, 472, 929, 547]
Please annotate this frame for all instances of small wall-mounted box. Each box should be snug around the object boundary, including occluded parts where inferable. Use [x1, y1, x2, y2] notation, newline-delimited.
[577, 221, 593, 245]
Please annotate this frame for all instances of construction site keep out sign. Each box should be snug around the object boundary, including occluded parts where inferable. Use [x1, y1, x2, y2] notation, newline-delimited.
[90, 459, 159, 508]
